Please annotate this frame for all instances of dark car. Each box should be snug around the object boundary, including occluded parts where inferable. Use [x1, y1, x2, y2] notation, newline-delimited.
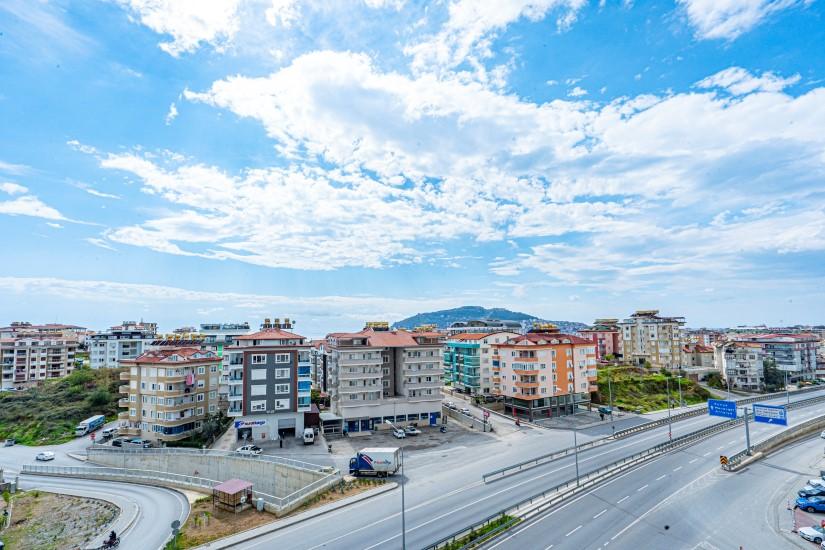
[800, 487, 825, 498]
[111, 437, 126, 447]
[598, 406, 613, 415]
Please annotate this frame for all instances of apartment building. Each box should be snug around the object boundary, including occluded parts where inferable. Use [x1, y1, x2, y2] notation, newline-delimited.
[325, 323, 444, 434]
[90, 321, 157, 369]
[618, 310, 685, 370]
[118, 347, 221, 443]
[309, 339, 329, 392]
[446, 319, 523, 337]
[443, 331, 519, 395]
[683, 343, 714, 369]
[578, 319, 622, 361]
[492, 327, 597, 420]
[1, 332, 78, 389]
[198, 322, 252, 407]
[730, 333, 819, 383]
[223, 321, 312, 441]
[713, 341, 765, 391]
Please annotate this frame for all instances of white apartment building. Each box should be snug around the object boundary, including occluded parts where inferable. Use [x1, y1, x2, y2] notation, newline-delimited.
[198, 322, 252, 407]
[325, 325, 444, 435]
[714, 341, 765, 391]
[90, 321, 157, 369]
[618, 310, 685, 370]
[1, 333, 78, 389]
[445, 319, 523, 337]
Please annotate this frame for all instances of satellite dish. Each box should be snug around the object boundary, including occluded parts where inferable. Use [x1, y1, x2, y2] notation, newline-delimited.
[171, 520, 181, 530]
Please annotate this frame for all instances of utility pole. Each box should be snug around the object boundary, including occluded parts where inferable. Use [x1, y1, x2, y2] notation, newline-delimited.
[677, 374, 683, 409]
[785, 370, 790, 405]
[401, 446, 406, 549]
[743, 405, 751, 455]
[573, 427, 580, 486]
[607, 364, 615, 434]
[666, 376, 672, 441]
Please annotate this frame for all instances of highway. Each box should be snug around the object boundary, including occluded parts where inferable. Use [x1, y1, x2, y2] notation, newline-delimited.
[0, 427, 189, 550]
[231, 388, 825, 549]
[484, 406, 825, 550]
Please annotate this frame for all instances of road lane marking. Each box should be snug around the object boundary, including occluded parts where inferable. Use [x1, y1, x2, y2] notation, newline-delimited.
[656, 475, 666, 481]
[637, 484, 648, 492]
[727, 440, 736, 445]
[702, 452, 711, 457]
[689, 458, 698, 464]
[544, 546, 554, 550]
[566, 525, 582, 537]
[617, 495, 630, 503]
[673, 466, 682, 472]
[716, 445, 724, 450]
[594, 509, 607, 519]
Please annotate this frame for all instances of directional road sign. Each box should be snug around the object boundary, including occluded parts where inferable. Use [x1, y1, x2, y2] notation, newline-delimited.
[719, 455, 728, 466]
[752, 403, 788, 426]
[707, 399, 737, 419]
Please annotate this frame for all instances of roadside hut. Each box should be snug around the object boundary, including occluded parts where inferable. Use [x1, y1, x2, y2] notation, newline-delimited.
[212, 478, 253, 513]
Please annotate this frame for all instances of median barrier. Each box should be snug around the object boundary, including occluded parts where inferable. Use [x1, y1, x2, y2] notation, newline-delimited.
[723, 413, 825, 471]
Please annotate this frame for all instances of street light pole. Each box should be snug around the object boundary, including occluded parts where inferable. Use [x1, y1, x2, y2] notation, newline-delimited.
[607, 364, 615, 434]
[743, 405, 751, 455]
[573, 427, 580, 486]
[785, 370, 790, 405]
[400, 446, 406, 549]
[677, 375, 683, 409]
[666, 376, 672, 441]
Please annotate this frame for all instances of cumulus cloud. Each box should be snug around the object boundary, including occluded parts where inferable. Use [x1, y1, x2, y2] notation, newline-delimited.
[696, 66, 800, 95]
[265, 0, 300, 28]
[677, 0, 808, 41]
[114, 0, 242, 56]
[0, 182, 28, 195]
[0, 195, 67, 221]
[165, 102, 178, 125]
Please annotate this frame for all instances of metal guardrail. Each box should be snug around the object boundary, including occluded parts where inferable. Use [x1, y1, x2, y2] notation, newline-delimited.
[425, 511, 519, 550]
[723, 413, 825, 470]
[87, 445, 328, 473]
[444, 392, 825, 548]
[482, 436, 610, 482]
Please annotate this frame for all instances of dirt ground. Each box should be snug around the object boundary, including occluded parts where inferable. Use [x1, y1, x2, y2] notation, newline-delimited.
[0, 490, 117, 550]
[176, 477, 386, 548]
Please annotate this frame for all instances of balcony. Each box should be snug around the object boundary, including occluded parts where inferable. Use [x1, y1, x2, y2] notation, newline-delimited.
[228, 393, 243, 401]
[339, 370, 382, 380]
[118, 398, 130, 407]
[227, 405, 243, 417]
[117, 412, 130, 420]
[118, 385, 130, 394]
[119, 371, 131, 381]
[228, 376, 243, 385]
[514, 356, 537, 362]
[118, 427, 141, 436]
[512, 368, 539, 376]
[514, 380, 540, 389]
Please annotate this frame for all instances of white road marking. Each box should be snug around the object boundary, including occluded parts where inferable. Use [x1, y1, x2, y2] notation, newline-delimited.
[544, 546, 554, 550]
[566, 525, 582, 537]
[727, 440, 736, 445]
[656, 474, 666, 481]
[702, 452, 711, 457]
[637, 484, 649, 492]
[689, 458, 698, 464]
[716, 445, 724, 450]
[673, 466, 682, 472]
[617, 495, 630, 503]
[594, 509, 607, 519]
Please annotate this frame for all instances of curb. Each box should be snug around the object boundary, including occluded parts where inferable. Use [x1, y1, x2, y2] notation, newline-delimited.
[194, 481, 398, 549]
[67, 452, 88, 462]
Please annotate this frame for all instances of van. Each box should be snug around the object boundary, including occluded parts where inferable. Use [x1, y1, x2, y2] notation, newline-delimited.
[101, 427, 118, 439]
[303, 428, 315, 445]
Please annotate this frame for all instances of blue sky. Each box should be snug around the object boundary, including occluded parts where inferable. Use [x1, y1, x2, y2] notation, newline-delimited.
[1, 0, 824, 337]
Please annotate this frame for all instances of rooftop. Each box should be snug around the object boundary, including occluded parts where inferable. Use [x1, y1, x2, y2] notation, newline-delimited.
[235, 328, 306, 341]
[127, 347, 221, 363]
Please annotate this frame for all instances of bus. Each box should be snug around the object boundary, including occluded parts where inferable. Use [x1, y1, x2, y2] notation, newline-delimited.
[75, 414, 106, 437]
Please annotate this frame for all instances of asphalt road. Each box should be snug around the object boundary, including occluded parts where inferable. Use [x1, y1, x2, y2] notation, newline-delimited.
[484, 408, 825, 550]
[0, 424, 189, 550]
[228, 388, 825, 549]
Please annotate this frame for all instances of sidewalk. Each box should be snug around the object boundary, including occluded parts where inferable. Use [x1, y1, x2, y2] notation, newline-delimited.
[210, 425, 238, 451]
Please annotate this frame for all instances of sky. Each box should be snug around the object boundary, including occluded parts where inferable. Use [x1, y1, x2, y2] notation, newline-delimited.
[1, 0, 824, 337]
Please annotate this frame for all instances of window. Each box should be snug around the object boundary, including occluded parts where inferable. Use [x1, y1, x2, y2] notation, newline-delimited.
[209, 391, 217, 399]
[274, 368, 290, 379]
[197, 366, 205, 375]
[274, 353, 290, 363]
[196, 407, 204, 415]
[197, 380, 205, 388]
[251, 384, 267, 396]
[209, 404, 216, 413]
[274, 383, 290, 394]
[251, 400, 266, 412]
[274, 399, 290, 410]
[197, 393, 205, 402]
[251, 354, 267, 364]
[250, 369, 267, 381]
[130, 408, 136, 417]
[210, 365, 218, 372]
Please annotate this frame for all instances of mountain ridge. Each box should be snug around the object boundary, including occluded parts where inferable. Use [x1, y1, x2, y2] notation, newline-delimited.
[392, 306, 588, 334]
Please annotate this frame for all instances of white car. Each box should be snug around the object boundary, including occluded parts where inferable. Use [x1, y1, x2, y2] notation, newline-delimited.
[800, 524, 825, 544]
[392, 429, 406, 439]
[460, 407, 471, 415]
[404, 426, 422, 436]
[35, 451, 55, 461]
[820, 430, 825, 439]
[445, 401, 456, 410]
[236, 444, 262, 455]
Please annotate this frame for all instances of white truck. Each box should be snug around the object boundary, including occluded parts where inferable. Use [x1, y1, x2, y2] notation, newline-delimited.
[75, 414, 106, 437]
[349, 447, 401, 477]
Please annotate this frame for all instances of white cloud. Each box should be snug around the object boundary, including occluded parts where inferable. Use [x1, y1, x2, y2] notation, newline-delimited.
[86, 238, 118, 251]
[568, 86, 587, 97]
[46, 222, 63, 229]
[265, 0, 300, 28]
[0, 161, 31, 176]
[165, 102, 178, 125]
[114, 0, 242, 56]
[363, 0, 407, 9]
[0, 195, 67, 221]
[0, 182, 28, 195]
[677, 0, 807, 41]
[70, 181, 121, 199]
[404, 0, 586, 77]
[696, 66, 800, 95]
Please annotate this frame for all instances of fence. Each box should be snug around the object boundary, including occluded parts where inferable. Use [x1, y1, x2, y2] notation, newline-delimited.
[482, 436, 610, 482]
[442, 406, 492, 432]
[723, 412, 825, 471]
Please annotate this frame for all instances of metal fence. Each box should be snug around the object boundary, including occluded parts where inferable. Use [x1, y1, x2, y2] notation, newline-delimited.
[482, 436, 610, 482]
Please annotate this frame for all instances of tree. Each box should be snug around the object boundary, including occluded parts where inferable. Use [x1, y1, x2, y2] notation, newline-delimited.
[763, 358, 784, 392]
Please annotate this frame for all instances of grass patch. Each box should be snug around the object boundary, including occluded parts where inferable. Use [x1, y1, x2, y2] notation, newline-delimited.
[441, 514, 521, 550]
[0, 367, 123, 445]
[595, 368, 711, 413]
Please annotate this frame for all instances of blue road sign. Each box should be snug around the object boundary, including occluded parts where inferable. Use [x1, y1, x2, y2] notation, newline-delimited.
[708, 399, 737, 419]
[752, 403, 788, 426]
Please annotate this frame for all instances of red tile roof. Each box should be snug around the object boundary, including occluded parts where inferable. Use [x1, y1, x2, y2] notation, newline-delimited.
[235, 328, 305, 341]
[327, 328, 438, 347]
[499, 332, 591, 346]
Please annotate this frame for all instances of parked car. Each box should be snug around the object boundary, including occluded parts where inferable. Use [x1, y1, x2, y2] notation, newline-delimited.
[127, 438, 152, 448]
[392, 428, 406, 439]
[460, 407, 471, 415]
[236, 444, 262, 455]
[302, 428, 315, 445]
[799, 486, 825, 498]
[35, 451, 55, 461]
[820, 429, 825, 439]
[797, 496, 825, 513]
[3, 438, 15, 447]
[101, 427, 118, 439]
[800, 525, 825, 544]
[445, 401, 456, 410]
[111, 437, 126, 447]
[404, 426, 422, 436]
[598, 406, 613, 415]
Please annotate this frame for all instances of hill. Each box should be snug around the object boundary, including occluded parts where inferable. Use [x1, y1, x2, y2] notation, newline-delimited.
[0, 367, 123, 445]
[392, 306, 588, 333]
[594, 368, 711, 412]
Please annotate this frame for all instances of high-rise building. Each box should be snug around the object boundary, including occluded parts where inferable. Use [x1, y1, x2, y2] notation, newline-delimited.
[578, 319, 622, 361]
[198, 322, 252, 409]
[618, 310, 685, 369]
[118, 347, 221, 443]
[443, 331, 520, 395]
[445, 319, 523, 337]
[492, 326, 597, 420]
[1, 332, 79, 389]
[223, 319, 312, 442]
[90, 321, 157, 369]
[325, 324, 444, 435]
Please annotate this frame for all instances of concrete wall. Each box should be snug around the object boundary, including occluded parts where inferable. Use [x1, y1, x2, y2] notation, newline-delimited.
[87, 448, 329, 498]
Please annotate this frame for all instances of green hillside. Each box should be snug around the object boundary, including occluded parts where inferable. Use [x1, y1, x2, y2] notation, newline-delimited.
[393, 305, 588, 333]
[0, 367, 123, 445]
[595, 368, 711, 413]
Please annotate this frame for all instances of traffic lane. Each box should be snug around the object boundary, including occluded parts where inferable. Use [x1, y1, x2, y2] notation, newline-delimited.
[489, 411, 825, 550]
[19, 475, 189, 550]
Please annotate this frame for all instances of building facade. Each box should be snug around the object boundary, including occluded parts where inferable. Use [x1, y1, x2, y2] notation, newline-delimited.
[1, 332, 79, 390]
[224, 323, 312, 441]
[443, 332, 520, 395]
[198, 323, 252, 408]
[714, 341, 765, 391]
[325, 324, 444, 434]
[90, 321, 157, 369]
[445, 319, 523, 337]
[731, 333, 819, 383]
[492, 328, 597, 420]
[683, 343, 714, 369]
[618, 310, 685, 370]
[578, 319, 622, 361]
[118, 347, 221, 443]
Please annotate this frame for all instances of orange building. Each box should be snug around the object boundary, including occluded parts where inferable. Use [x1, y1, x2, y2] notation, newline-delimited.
[492, 327, 597, 420]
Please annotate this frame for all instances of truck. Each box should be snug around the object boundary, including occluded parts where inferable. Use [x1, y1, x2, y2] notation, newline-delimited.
[349, 447, 401, 477]
[75, 414, 106, 437]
